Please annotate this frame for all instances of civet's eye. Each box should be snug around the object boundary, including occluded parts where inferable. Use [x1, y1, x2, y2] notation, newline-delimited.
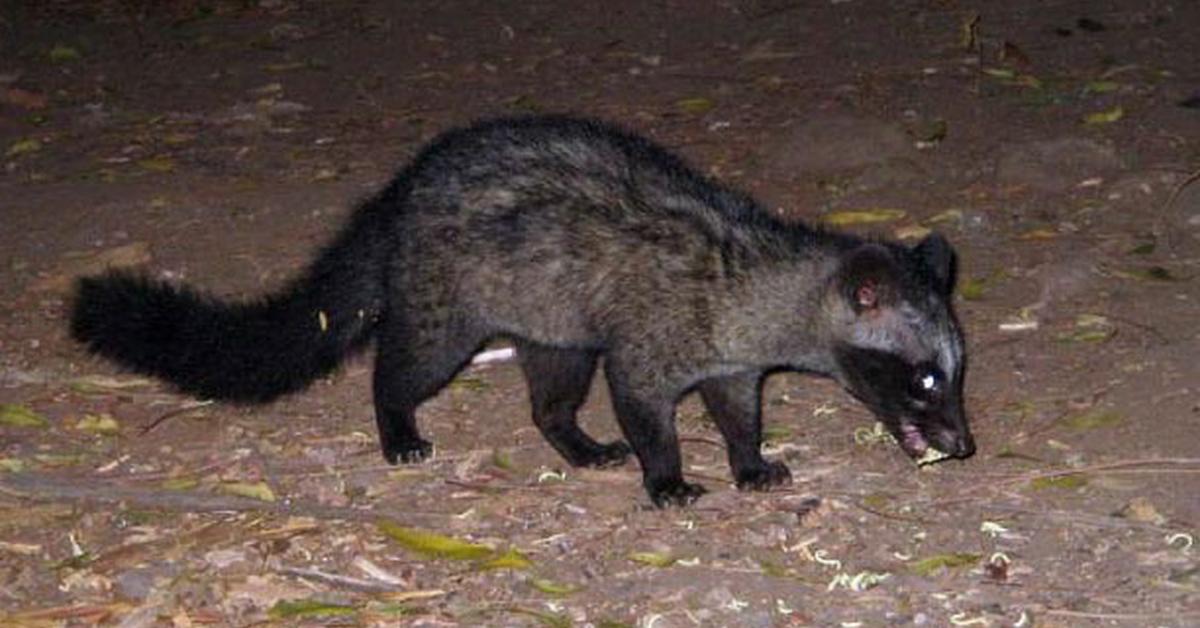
[910, 365, 944, 401]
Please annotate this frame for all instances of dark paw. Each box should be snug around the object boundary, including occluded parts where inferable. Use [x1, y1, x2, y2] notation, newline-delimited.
[647, 479, 707, 508]
[383, 438, 434, 464]
[735, 461, 792, 491]
[576, 441, 632, 469]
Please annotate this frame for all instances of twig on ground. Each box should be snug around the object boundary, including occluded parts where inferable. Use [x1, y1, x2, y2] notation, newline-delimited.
[140, 400, 214, 435]
[277, 566, 399, 593]
[939, 457, 1200, 505]
[0, 473, 447, 523]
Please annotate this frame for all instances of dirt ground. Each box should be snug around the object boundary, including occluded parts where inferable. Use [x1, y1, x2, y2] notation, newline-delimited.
[2, 1, 1199, 626]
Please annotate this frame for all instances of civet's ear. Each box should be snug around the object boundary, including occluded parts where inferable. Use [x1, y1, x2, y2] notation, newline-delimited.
[838, 244, 900, 314]
[913, 233, 957, 297]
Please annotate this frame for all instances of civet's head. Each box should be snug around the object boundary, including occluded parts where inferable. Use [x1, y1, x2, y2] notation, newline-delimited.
[825, 234, 974, 461]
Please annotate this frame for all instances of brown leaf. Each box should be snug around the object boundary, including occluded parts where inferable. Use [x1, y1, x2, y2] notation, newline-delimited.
[2, 87, 48, 110]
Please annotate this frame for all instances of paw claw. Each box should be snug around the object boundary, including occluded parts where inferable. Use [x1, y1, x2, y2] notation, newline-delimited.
[384, 438, 434, 464]
[735, 461, 791, 491]
[648, 479, 707, 508]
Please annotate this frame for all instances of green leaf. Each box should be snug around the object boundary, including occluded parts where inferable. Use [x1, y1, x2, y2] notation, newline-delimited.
[6, 138, 42, 157]
[909, 552, 980, 576]
[492, 448, 515, 471]
[530, 577, 580, 596]
[366, 602, 424, 617]
[478, 548, 533, 571]
[0, 458, 27, 473]
[269, 599, 357, 619]
[1029, 474, 1088, 490]
[219, 481, 277, 502]
[76, 413, 120, 435]
[1083, 105, 1124, 125]
[628, 551, 676, 568]
[49, 44, 81, 63]
[378, 521, 494, 560]
[161, 477, 199, 491]
[762, 425, 792, 442]
[448, 375, 490, 392]
[675, 97, 715, 114]
[958, 277, 988, 301]
[502, 607, 572, 628]
[1061, 410, 1122, 431]
[1057, 315, 1116, 343]
[34, 453, 84, 468]
[0, 404, 49, 428]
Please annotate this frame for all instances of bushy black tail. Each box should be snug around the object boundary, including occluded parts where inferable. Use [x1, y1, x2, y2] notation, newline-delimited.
[70, 195, 395, 403]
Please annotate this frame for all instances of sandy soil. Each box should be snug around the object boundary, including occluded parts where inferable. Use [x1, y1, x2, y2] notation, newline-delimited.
[2, 1, 1199, 625]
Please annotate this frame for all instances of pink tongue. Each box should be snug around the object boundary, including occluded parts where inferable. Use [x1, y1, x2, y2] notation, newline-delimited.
[900, 424, 928, 455]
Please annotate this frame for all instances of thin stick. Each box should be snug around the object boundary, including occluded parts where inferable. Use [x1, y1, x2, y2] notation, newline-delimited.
[941, 457, 1200, 504]
[0, 473, 449, 523]
[277, 566, 398, 593]
[140, 400, 214, 435]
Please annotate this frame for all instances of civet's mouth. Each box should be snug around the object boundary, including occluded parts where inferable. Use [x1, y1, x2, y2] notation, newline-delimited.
[897, 422, 929, 457]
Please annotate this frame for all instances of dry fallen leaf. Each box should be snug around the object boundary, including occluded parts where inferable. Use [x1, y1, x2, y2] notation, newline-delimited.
[822, 208, 907, 226]
[137, 156, 176, 173]
[676, 97, 715, 114]
[219, 481, 277, 502]
[76, 413, 121, 435]
[0, 458, 28, 472]
[49, 44, 81, 63]
[531, 577, 580, 596]
[269, 599, 357, 620]
[70, 375, 156, 394]
[2, 87, 48, 109]
[1062, 409, 1122, 431]
[6, 138, 42, 157]
[893, 224, 932, 240]
[628, 551, 677, 568]
[909, 553, 980, 576]
[1116, 497, 1167, 524]
[1029, 474, 1088, 490]
[1084, 106, 1124, 125]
